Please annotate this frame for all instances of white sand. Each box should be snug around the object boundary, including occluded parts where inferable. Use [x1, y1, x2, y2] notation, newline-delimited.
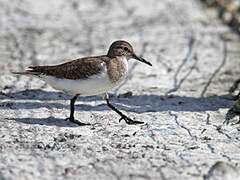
[0, 0, 240, 179]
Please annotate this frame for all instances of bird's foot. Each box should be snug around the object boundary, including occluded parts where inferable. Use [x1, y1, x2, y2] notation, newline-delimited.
[65, 117, 90, 126]
[119, 114, 144, 125]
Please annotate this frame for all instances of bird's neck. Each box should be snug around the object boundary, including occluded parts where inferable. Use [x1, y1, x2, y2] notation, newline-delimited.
[107, 56, 128, 83]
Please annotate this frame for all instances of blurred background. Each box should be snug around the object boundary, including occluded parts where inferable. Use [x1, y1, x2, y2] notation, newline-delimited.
[0, 0, 239, 96]
[0, 0, 240, 180]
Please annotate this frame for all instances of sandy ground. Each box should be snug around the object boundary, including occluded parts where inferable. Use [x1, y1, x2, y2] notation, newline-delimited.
[0, 0, 240, 179]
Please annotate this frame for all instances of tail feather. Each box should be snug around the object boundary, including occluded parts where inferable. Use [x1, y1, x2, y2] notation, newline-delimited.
[12, 65, 51, 76]
[12, 70, 41, 76]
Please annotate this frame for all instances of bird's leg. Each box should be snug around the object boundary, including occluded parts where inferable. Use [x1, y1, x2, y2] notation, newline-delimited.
[69, 95, 78, 120]
[66, 94, 90, 126]
[104, 93, 144, 125]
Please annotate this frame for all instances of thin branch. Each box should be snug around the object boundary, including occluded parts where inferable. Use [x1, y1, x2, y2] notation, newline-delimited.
[200, 40, 227, 97]
[165, 34, 197, 96]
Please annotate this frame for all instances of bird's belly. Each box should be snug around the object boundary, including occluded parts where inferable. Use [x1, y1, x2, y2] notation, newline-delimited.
[41, 73, 125, 96]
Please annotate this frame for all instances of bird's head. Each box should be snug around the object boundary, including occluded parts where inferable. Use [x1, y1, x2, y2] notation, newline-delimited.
[107, 40, 152, 66]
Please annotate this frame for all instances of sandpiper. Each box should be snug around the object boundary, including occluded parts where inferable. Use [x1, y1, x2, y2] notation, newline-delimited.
[13, 40, 152, 125]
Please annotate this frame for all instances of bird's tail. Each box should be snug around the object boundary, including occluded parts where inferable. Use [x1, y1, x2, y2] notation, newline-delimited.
[12, 71, 38, 75]
[12, 67, 41, 76]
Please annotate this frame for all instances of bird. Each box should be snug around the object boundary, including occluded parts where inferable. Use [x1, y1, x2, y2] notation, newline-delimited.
[12, 40, 152, 125]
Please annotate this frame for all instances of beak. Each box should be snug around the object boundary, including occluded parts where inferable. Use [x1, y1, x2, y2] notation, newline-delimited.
[133, 54, 152, 66]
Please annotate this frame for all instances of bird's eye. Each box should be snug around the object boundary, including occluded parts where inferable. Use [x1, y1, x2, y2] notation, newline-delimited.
[124, 47, 129, 52]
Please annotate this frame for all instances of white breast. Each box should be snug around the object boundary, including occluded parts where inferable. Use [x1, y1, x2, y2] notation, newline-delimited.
[40, 59, 128, 96]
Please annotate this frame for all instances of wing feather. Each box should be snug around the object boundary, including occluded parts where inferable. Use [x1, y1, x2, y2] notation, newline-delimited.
[13, 56, 108, 80]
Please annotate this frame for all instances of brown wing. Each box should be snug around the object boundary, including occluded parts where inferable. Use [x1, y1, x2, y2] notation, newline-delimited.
[27, 56, 108, 80]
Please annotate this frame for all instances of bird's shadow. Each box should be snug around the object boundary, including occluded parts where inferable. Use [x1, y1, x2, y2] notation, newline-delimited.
[6, 116, 94, 127]
[0, 89, 238, 126]
[5, 117, 84, 127]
